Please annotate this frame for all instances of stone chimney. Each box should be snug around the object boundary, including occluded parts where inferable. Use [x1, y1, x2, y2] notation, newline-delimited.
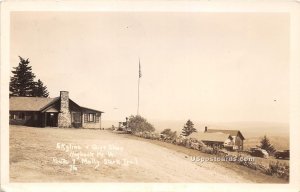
[58, 91, 71, 128]
[204, 126, 208, 132]
[59, 91, 69, 113]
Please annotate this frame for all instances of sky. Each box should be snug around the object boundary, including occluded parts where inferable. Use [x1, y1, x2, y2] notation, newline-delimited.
[10, 12, 289, 125]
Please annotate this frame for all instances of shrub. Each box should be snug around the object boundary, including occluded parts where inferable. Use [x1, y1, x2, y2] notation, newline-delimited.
[175, 136, 187, 146]
[266, 161, 289, 180]
[200, 145, 214, 154]
[161, 129, 177, 141]
[150, 132, 160, 140]
[127, 115, 155, 133]
[134, 131, 160, 140]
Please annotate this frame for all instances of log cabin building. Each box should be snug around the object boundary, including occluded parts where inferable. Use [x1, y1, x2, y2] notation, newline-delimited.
[9, 91, 103, 129]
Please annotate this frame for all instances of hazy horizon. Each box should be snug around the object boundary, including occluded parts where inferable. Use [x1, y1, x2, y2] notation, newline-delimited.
[102, 119, 289, 138]
[10, 12, 289, 125]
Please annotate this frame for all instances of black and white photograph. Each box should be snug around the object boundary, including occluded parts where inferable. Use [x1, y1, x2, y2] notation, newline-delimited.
[1, 1, 300, 192]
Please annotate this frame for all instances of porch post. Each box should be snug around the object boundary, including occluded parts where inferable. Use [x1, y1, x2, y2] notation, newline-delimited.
[100, 113, 102, 130]
[44, 113, 47, 127]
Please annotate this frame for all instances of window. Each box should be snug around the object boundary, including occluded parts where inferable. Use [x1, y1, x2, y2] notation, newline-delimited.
[83, 113, 97, 123]
[19, 112, 25, 120]
[84, 114, 88, 123]
[72, 113, 81, 123]
[88, 113, 95, 122]
[12, 112, 25, 120]
[9, 112, 25, 120]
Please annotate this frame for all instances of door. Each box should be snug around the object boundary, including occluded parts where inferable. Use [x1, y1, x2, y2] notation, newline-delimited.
[72, 112, 82, 128]
[46, 112, 58, 127]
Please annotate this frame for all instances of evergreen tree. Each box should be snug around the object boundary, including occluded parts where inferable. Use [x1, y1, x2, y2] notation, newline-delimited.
[32, 79, 49, 97]
[181, 119, 197, 136]
[259, 135, 276, 155]
[10, 56, 50, 97]
[10, 56, 36, 96]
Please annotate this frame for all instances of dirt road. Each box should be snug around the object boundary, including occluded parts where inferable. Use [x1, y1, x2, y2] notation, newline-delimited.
[9, 126, 284, 183]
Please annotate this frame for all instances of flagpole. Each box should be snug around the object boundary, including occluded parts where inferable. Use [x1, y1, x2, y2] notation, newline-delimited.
[137, 75, 140, 116]
[137, 58, 141, 116]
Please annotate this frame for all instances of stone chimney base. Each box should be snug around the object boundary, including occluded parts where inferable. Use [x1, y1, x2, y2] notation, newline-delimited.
[58, 113, 71, 128]
[58, 91, 71, 128]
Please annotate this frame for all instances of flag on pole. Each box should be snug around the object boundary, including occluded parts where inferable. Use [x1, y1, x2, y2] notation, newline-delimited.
[139, 59, 142, 78]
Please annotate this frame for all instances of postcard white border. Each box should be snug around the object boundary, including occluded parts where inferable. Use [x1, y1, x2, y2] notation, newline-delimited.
[1, 1, 300, 192]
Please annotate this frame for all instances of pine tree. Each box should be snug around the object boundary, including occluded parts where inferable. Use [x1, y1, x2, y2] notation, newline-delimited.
[181, 119, 197, 136]
[10, 56, 36, 96]
[259, 135, 276, 155]
[32, 79, 49, 97]
[10, 56, 50, 97]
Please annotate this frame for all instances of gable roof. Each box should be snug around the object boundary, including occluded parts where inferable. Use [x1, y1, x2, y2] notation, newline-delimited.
[40, 97, 60, 112]
[81, 106, 104, 113]
[9, 96, 104, 114]
[188, 132, 232, 143]
[206, 129, 245, 140]
[9, 97, 58, 111]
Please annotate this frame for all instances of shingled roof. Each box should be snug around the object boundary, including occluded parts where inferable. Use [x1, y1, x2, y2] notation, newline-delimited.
[9, 97, 59, 111]
[81, 106, 104, 113]
[188, 132, 232, 143]
[9, 96, 103, 114]
[206, 129, 245, 140]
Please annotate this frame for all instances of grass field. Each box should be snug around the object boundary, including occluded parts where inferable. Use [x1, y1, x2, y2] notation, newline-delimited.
[9, 125, 287, 183]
